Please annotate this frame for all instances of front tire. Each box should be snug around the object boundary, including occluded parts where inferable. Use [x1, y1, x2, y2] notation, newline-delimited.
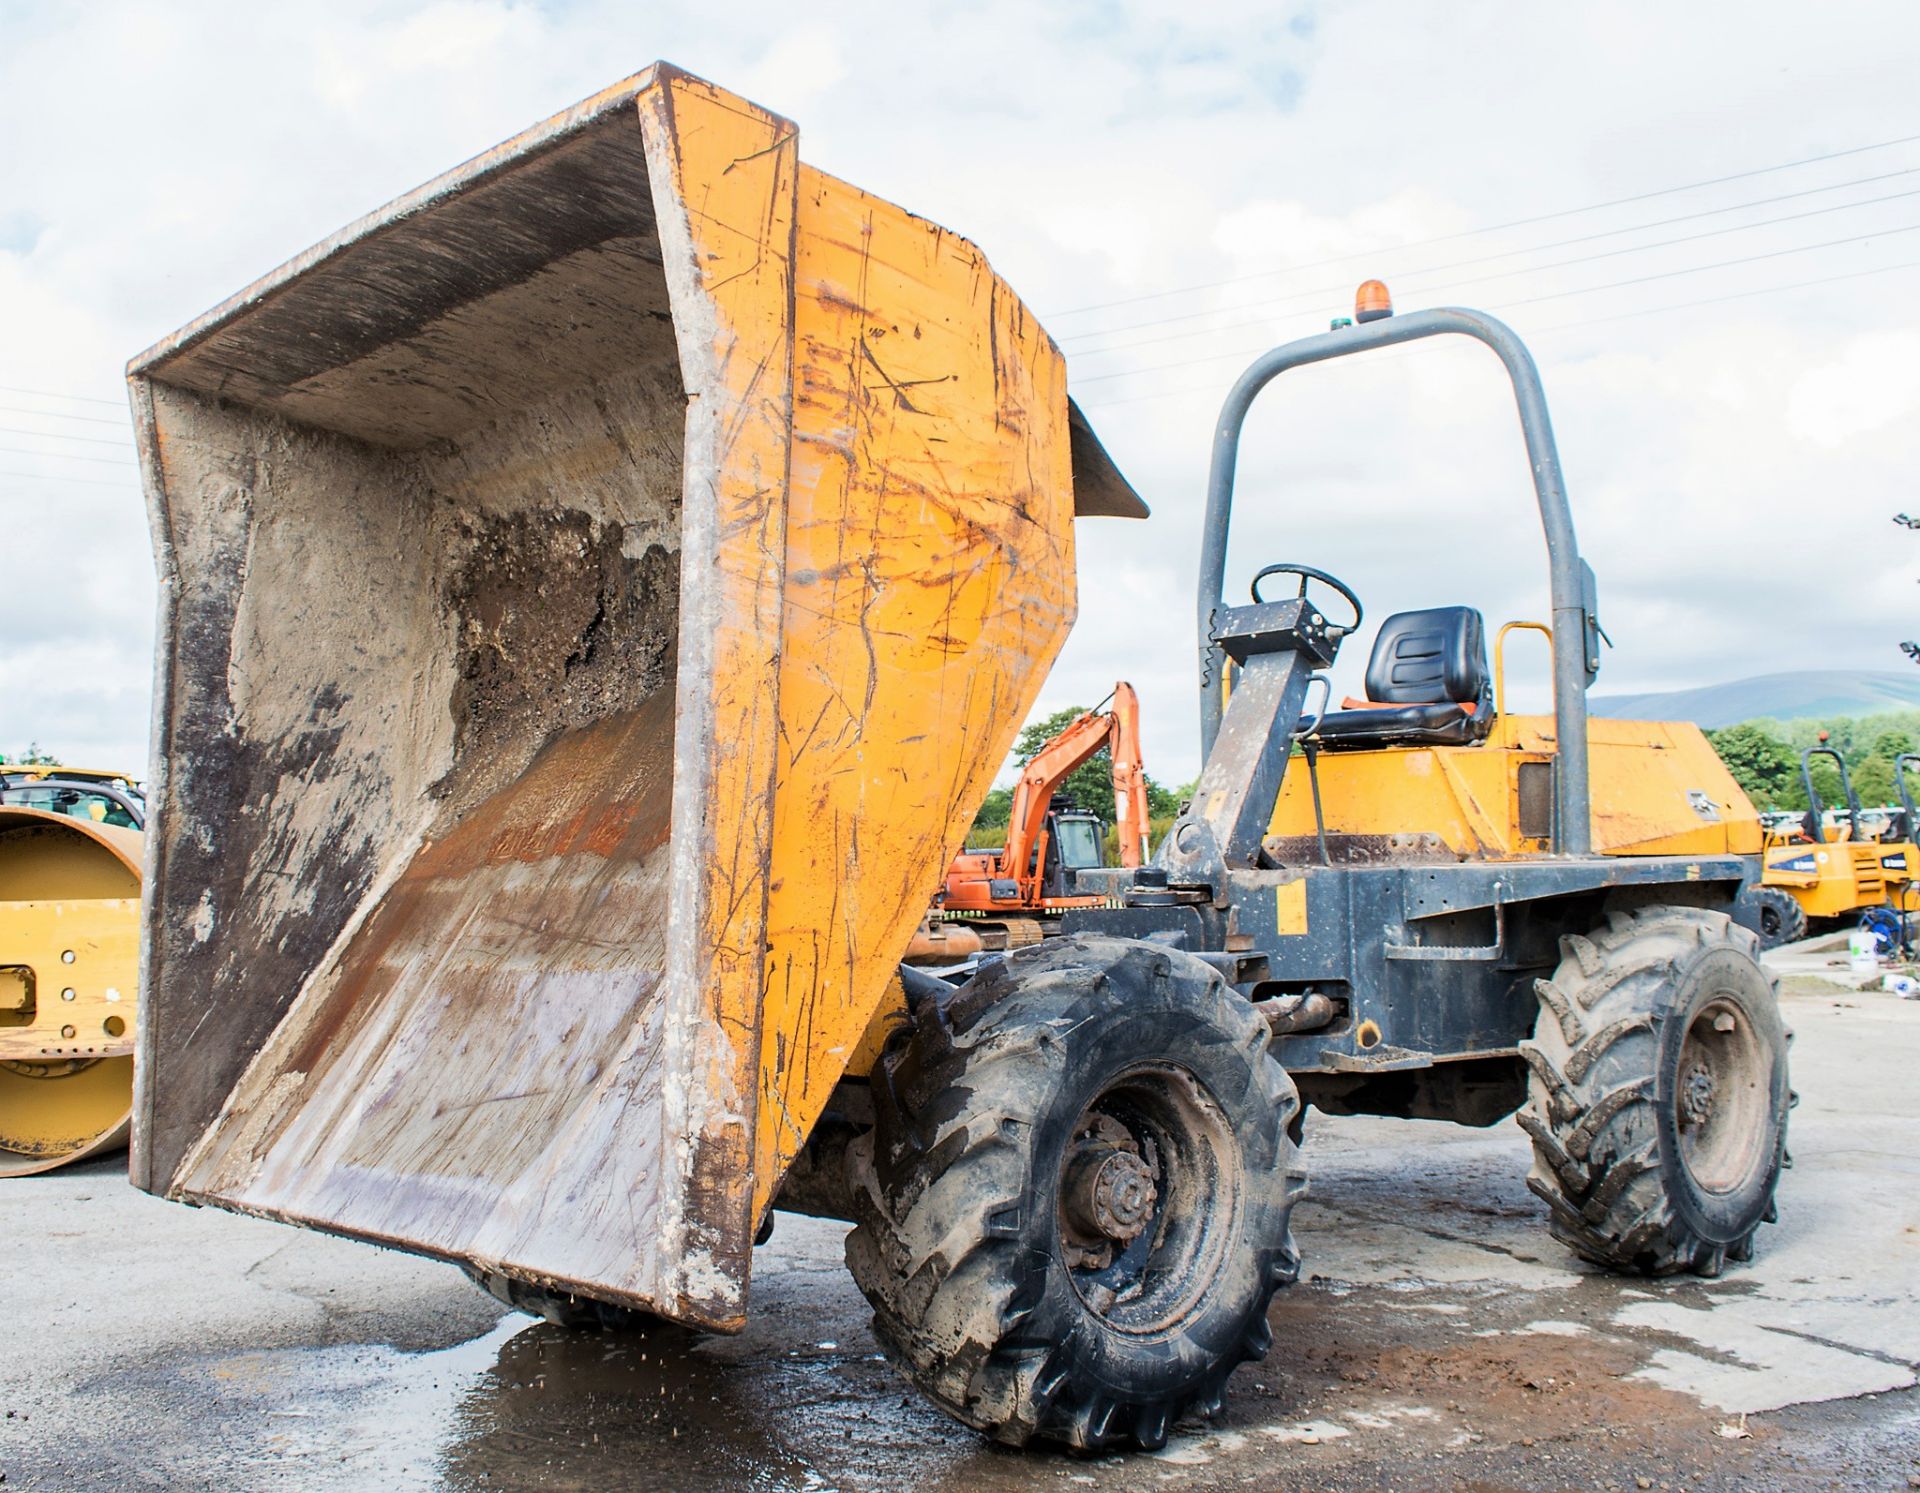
[1753, 885, 1806, 950]
[847, 935, 1305, 1451]
[1519, 906, 1791, 1276]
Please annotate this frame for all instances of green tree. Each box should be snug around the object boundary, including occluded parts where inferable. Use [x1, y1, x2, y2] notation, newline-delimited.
[1872, 729, 1916, 762]
[1706, 723, 1796, 809]
[972, 705, 1180, 839]
[972, 785, 1013, 830]
[1853, 754, 1895, 807]
[1145, 777, 1182, 818]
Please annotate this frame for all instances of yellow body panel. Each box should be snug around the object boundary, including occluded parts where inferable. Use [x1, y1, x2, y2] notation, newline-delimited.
[0, 807, 142, 1174]
[0, 765, 140, 790]
[1270, 715, 1762, 859]
[1761, 836, 1915, 919]
[0, 897, 140, 1062]
[753, 169, 1075, 1213]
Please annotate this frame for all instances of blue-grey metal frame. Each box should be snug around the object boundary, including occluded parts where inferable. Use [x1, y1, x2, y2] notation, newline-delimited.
[1195, 308, 1597, 855]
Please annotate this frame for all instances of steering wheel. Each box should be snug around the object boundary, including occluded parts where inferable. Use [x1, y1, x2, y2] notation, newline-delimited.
[1249, 562, 1364, 640]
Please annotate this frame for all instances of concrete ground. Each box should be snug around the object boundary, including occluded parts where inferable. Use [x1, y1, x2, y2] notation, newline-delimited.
[3, 972, 1917, 1492]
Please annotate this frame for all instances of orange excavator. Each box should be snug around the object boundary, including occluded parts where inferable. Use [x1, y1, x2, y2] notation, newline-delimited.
[909, 684, 1150, 964]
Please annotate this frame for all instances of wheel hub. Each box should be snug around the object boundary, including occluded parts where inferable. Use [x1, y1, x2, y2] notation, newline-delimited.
[1059, 1112, 1162, 1272]
[1679, 1060, 1715, 1126]
[1068, 1147, 1157, 1244]
[1674, 996, 1773, 1196]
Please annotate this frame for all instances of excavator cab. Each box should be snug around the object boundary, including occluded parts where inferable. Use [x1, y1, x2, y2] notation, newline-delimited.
[1038, 807, 1107, 896]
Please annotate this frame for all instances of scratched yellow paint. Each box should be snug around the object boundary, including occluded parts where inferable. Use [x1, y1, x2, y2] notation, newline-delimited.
[127, 63, 1091, 1325]
[1269, 715, 1762, 859]
[635, 75, 1078, 1239]
[635, 73, 800, 1316]
[751, 169, 1076, 1219]
[1272, 879, 1308, 936]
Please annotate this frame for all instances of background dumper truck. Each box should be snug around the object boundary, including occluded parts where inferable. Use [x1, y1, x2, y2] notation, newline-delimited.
[129, 66, 1792, 1453]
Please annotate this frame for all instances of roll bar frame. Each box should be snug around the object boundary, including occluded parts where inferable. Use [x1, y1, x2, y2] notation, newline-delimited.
[1196, 307, 1599, 855]
[1800, 745, 1864, 842]
[1896, 753, 1920, 830]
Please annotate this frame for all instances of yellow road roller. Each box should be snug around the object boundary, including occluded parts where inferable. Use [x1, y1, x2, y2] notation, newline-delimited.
[0, 767, 144, 1175]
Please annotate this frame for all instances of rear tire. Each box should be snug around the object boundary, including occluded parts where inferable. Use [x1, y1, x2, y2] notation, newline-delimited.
[1753, 886, 1806, 950]
[846, 935, 1305, 1451]
[1519, 906, 1791, 1276]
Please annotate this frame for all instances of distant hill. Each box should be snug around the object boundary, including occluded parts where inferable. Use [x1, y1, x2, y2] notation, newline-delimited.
[1589, 671, 1920, 729]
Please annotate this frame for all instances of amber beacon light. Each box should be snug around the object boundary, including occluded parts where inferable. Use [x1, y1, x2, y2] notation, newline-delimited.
[1354, 279, 1393, 323]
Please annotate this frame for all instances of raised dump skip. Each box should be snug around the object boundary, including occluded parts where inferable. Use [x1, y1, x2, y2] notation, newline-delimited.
[129, 66, 1142, 1328]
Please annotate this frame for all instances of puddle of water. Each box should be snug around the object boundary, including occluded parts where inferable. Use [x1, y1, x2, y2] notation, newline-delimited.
[197, 1313, 534, 1487]
[437, 1318, 847, 1492]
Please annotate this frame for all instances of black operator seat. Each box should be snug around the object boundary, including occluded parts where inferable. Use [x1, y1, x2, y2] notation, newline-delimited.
[1314, 606, 1494, 750]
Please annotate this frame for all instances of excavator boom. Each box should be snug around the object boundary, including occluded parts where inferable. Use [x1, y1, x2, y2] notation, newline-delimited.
[946, 682, 1149, 910]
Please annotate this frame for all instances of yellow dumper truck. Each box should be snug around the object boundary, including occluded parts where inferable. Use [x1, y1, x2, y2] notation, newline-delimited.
[129, 67, 1790, 1452]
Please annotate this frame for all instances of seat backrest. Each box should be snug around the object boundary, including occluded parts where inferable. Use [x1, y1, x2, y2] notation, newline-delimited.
[1363, 607, 1490, 706]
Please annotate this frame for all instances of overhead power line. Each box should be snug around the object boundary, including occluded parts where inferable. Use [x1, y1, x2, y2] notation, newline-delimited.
[1072, 255, 1920, 412]
[0, 403, 129, 428]
[1044, 128, 1920, 321]
[1061, 166, 1920, 351]
[1527, 253, 1920, 332]
[1071, 221, 1920, 386]
[0, 468, 134, 489]
[0, 383, 124, 409]
[0, 425, 134, 451]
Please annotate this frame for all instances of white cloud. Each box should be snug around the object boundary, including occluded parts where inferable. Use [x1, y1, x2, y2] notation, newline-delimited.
[1, 0, 1916, 783]
[1788, 330, 1920, 447]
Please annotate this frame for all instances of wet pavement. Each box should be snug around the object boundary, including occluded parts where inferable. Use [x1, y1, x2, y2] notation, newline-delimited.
[4, 974, 1917, 1491]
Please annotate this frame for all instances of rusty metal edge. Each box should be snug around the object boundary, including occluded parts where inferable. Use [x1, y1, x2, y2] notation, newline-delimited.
[121, 62, 798, 383]
[125, 373, 171, 1194]
[168, 1186, 699, 1320]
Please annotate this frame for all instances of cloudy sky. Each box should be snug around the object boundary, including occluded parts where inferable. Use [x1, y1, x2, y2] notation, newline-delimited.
[1, 1, 1915, 784]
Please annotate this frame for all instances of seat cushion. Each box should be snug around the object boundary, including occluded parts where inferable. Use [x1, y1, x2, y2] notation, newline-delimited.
[1314, 605, 1493, 750]
[1315, 700, 1483, 750]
